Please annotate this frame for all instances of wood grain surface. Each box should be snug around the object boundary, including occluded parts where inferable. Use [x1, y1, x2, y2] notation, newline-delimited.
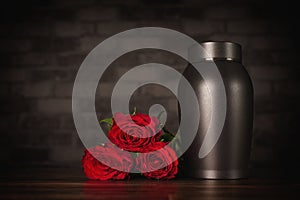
[0, 167, 299, 200]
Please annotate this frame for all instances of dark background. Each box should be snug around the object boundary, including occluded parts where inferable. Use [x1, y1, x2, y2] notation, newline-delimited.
[0, 0, 299, 179]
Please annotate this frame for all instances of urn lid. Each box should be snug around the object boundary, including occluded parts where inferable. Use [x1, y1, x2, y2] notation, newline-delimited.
[188, 41, 242, 63]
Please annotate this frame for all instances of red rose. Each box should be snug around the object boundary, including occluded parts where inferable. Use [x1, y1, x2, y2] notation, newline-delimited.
[108, 113, 162, 153]
[82, 143, 134, 180]
[136, 142, 178, 179]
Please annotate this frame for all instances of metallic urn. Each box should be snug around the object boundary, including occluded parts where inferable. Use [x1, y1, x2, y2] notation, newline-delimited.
[179, 41, 253, 179]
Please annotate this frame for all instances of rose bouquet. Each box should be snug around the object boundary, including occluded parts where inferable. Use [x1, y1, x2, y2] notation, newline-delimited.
[82, 109, 179, 180]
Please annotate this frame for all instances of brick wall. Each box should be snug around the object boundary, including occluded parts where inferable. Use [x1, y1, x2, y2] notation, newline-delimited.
[0, 0, 299, 176]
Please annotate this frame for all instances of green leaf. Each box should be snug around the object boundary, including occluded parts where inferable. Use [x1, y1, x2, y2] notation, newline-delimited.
[160, 127, 183, 155]
[100, 118, 113, 129]
[169, 133, 183, 156]
[159, 132, 174, 143]
[100, 118, 113, 125]
[162, 127, 175, 137]
[132, 107, 137, 115]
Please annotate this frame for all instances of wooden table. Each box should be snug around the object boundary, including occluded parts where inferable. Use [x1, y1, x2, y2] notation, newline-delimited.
[0, 167, 299, 200]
